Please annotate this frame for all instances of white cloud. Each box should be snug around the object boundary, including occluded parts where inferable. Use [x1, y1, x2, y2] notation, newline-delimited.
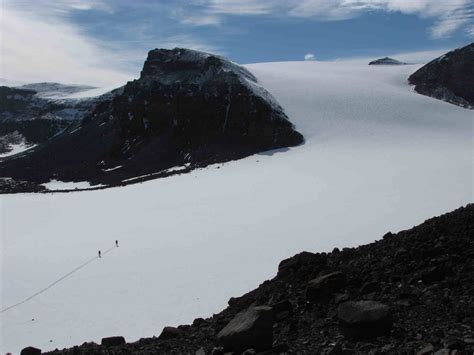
[304, 53, 316, 61]
[0, 6, 135, 86]
[199, 0, 277, 15]
[0, 1, 217, 86]
[190, 0, 474, 38]
[467, 25, 474, 37]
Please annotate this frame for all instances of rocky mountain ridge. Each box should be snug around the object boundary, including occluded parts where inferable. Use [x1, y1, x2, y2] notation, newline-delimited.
[409, 43, 474, 109]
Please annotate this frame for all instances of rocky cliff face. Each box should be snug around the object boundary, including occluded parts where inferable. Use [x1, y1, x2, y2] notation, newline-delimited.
[37, 204, 473, 354]
[0, 48, 303, 192]
[409, 43, 474, 109]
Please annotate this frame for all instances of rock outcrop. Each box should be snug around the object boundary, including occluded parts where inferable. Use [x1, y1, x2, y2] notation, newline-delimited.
[0, 48, 303, 193]
[20, 346, 42, 355]
[409, 43, 474, 109]
[101, 336, 126, 346]
[42, 204, 473, 354]
[337, 300, 392, 338]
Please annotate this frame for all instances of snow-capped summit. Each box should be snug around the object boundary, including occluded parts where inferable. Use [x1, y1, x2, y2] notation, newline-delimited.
[368, 57, 407, 65]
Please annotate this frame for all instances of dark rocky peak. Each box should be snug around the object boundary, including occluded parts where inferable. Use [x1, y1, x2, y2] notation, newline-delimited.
[409, 43, 474, 109]
[0, 48, 303, 192]
[139, 48, 256, 84]
[369, 57, 407, 65]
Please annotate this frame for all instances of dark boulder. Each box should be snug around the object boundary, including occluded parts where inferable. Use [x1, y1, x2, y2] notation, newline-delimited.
[20, 347, 42, 355]
[217, 305, 274, 352]
[408, 43, 474, 108]
[158, 326, 184, 340]
[337, 300, 392, 338]
[101, 336, 126, 346]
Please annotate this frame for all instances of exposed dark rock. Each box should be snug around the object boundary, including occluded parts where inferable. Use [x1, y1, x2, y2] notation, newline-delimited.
[100, 336, 126, 346]
[0, 48, 303, 193]
[408, 43, 474, 108]
[306, 271, 346, 300]
[20, 347, 42, 355]
[217, 305, 274, 352]
[369, 57, 407, 65]
[337, 300, 392, 338]
[0, 84, 111, 156]
[158, 327, 184, 340]
[43, 204, 474, 354]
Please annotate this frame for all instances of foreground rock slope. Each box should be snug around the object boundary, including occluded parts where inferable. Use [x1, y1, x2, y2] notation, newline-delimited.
[39, 204, 473, 354]
[0, 48, 303, 193]
[409, 43, 474, 109]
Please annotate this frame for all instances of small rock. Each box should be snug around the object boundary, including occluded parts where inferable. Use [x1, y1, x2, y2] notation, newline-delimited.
[421, 265, 454, 283]
[307, 271, 346, 300]
[193, 317, 207, 326]
[101, 336, 126, 346]
[273, 343, 290, 353]
[444, 337, 466, 350]
[360, 281, 380, 294]
[272, 299, 293, 321]
[20, 347, 42, 355]
[217, 305, 274, 352]
[158, 326, 184, 340]
[417, 344, 434, 355]
[334, 293, 350, 304]
[337, 300, 392, 339]
[195, 347, 206, 355]
[210, 347, 225, 355]
[434, 349, 450, 355]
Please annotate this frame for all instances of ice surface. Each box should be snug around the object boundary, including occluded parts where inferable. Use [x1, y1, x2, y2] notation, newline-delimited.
[1, 60, 472, 353]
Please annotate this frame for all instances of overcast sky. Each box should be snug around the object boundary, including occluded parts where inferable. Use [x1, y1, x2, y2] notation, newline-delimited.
[1, 0, 473, 86]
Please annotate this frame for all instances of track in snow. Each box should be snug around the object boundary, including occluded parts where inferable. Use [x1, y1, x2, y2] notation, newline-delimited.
[1, 245, 118, 314]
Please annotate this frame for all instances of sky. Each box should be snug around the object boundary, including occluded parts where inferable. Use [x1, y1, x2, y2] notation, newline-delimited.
[1, 0, 473, 86]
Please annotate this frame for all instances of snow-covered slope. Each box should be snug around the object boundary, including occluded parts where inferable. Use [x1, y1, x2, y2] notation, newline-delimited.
[1, 60, 472, 354]
[19, 83, 97, 99]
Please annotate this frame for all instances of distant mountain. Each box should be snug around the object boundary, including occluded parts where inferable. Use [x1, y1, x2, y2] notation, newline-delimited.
[19, 82, 97, 99]
[0, 48, 303, 193]
[409, 43, 474, 109]
[0, 84, 118, 156]
[368, 57, 407, 65]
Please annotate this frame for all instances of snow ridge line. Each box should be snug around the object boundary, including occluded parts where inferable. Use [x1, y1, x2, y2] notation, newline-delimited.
[1, 245, 117, 314]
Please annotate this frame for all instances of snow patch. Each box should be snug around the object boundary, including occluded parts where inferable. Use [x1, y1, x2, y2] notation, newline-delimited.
[0, 143, 36, 158]
[102, 165, 123, 172]
[41, 180, 105, 191]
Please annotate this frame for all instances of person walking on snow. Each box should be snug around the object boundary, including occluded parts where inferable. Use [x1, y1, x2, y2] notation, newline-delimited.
[98, 250, 101, 258]
[115, 240, 119, 247]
